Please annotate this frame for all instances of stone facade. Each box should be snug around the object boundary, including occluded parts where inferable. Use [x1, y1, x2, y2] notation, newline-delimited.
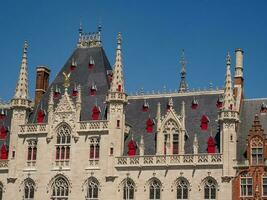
[0, 26, 265, 200]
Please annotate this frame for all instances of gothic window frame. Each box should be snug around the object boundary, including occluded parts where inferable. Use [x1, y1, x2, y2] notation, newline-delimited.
[122, 178, 135, 200]
[162, 119, 180, 155]
[148, 178, 162, 200]
[24, 178, 35, 200]
[51, 176, 69, 200]
[176, 178, 189, 200]
[203, 177, 217, 200]
[86, 177, 99, 200]
[26, 139, 37, 167]
[240, 176, 253, 197]
[55, 124, 71, 167]
[89, 137, 100, 161]
[250, 136, 263, 165]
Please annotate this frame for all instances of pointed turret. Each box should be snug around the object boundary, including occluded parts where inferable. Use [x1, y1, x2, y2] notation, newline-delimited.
[14, 41, 29, 100]
[178, 49, 187, 93]
[110, 32, 124, 93]
[193, 134, 199, 154]
[139, 135, 145, 156]
[223, 52, 234, 110]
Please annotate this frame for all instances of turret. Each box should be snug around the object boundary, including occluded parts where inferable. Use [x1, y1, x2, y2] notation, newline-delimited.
[219, 52, 239, 178]
[9, 41, 32, 180]
[106, 32, 128, 156]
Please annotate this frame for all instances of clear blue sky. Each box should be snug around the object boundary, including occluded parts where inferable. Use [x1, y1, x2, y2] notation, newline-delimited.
[0, 0, 267, 102]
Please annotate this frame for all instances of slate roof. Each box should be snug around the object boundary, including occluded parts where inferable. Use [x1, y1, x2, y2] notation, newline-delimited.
[29, 47, 112, 123]
[125, 91, 224, 155]
[237, 98, 267, 162]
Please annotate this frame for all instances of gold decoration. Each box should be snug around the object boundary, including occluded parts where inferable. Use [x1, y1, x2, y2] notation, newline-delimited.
[63, 72, 71, 88]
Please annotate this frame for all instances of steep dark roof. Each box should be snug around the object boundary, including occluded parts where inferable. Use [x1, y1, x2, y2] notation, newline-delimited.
[29, 47, 112, 123]
[237, 98, 267, 162]
[125, 92, 223, 155]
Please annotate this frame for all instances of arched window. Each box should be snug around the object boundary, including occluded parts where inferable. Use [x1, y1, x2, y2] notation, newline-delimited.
[51, 177, 69, 200]
[86, 177, 99, 200]
[162, 120, 180, 155]
[123, 178, 135, 200]
[204, 178, 217, 200]
[24, 179, 35, 200]
[149, 179, 161, 200]
[176, 178, 189, 199]
[55, 125, 71, 167]
[89, 137, 100, 160]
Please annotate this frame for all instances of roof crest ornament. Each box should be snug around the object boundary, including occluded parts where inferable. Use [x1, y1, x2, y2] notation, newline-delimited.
[178, 49, 187, 93]
[63, 72, 71, 89]
[77, 23, 102, 48]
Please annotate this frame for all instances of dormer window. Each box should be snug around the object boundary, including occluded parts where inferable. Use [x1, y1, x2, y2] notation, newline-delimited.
[127, 139, 137, 156]
[88, 56, 95, 69]
[142, 100, 149, 112]
[0, 126, 8, 140]
[200, 115, 209, 131]
[260, 102, 267, 113]
[146, 118, 155, 133]
[91, 106, 101, 120]
[1, 144, 7, 160]
[90, 84, 97, 96]
[70, 59, 77, 71]
[216, 96, 223, 109]
[0, 109, 7, 120]
[207, 136, 216, 153]
[72, 85, 78, 97]
[37, 109, 46, 123]
[191, 98, 198, 110]
[53, 86, 61, 99]
[250, 136, 263, 165]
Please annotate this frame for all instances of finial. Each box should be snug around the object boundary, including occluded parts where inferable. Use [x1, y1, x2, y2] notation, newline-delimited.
[117, 32, 122, 50]
[63, 72, 71, 89]
[79, 21, 83, 34]
[22, 40, 28, 58]
[226, 52, 231, 65]
[178, 49, 187, 93]
[98, 23, 102, 33]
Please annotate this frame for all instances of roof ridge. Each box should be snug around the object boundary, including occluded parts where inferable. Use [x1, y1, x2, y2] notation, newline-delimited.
[243, 98, 267, 101]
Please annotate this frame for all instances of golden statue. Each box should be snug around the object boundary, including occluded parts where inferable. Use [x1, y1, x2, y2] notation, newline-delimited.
[63, 72, 71, 88]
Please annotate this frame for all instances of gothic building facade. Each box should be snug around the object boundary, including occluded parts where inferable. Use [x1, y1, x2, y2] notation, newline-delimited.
[0, 25, 266, 200]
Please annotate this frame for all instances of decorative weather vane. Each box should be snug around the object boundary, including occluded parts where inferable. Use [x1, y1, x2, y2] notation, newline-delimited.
[63, 72, 71, 88]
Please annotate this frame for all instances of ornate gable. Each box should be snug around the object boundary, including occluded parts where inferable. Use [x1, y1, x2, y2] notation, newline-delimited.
[160, 108, 184, 132]
[55, 91, 76, 114]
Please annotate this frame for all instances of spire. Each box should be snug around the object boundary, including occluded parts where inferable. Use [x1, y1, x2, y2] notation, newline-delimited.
[110, 32, 124, 93]
[178, 49, 187, 93]
[181, 101, 185, 127]
[156, 102, 161, 129]
[223, 52, 234, 110]
[139, 134, 145, 156]
[14, 41, 29, 100]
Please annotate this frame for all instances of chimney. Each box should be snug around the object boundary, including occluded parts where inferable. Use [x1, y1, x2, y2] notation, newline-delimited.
[35, 66, 50, 105]
[234, 48, 244, 86]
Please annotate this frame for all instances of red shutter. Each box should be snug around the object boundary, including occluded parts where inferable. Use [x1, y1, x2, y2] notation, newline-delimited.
[0, 126, 7, 140]
[127, 140, 137, 156]
[37, 109, 45, 123]
[200, 115, 209, 131]
[91, 106, 100, 120]
[1, 144, 7, 160]
[207, 136, 216, 153]
[118, 85, 122, 92]
[146, 118, 154, 133]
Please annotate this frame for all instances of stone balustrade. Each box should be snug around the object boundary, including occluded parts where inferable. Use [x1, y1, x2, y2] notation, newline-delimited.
[0, 160, 8, 169]
[19, 124, 48, 135]
[116, 154, 223, 168]
[77, 120, 109, 132]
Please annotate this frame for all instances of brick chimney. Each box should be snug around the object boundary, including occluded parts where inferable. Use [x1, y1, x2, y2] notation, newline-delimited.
[35, 66, 50, 105]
